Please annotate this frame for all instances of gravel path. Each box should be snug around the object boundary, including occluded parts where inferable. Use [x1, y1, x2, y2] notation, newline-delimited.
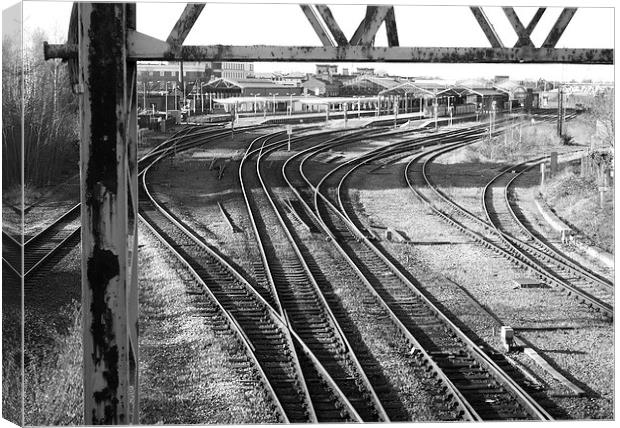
[138, 225, 278, 424]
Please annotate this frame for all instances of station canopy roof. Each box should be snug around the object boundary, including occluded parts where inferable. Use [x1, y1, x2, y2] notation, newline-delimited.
[343, 75, 406, 90]
[298, 96, 380, 105]
[205, 77, 294, 91]
[214, 95, 381, 105]
[437, 85, 483, 97]
[467, 88, 507, 96]
[214, 95, 314, 104]
[378, 82, 440, 98]
[493, 80, 526, 95]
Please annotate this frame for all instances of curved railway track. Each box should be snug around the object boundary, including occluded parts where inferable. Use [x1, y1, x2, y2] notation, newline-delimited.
[141, 127, 367, 423]
[406, 135, 613, 319]
[10, 113, 593, 421]
[3, 124, 238, 280]
[483, 157, 614, 305]
[240, 129, 389, 422]
[279, 122, 554, 421]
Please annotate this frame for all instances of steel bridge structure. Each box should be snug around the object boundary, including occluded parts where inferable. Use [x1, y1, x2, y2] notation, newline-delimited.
[42, 2, 613, 424]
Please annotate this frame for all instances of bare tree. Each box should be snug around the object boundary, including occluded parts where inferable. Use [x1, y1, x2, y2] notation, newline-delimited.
[589, 88, 614, 149]
[3, 28, 80, 190]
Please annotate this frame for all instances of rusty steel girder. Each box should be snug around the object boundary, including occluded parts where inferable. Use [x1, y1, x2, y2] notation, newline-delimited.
[45, 41, 613, 64]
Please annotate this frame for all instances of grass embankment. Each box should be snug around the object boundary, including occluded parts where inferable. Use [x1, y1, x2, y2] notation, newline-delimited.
[467, 118, 613, 253]
[24, 247, 83, 425]
[25, 303, 83, 425]
[2, 304, 22, 426]
[542, 166, 614, 253]
[468, 121, 571, 162]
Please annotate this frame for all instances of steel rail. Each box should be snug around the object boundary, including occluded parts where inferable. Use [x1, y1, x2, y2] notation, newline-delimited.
[284, 137, 481, 421]
[252, 132, 390, 421]
[297, 123, 553, 420]
[492, 156, 614, 288]
[239, 131, 318, 423]
[330, 142, 554, 421]
[2, 231, 22, 278]
[142, 128, 363, 422]
[16, 125, 240, 280]
[481, 159, 614, 306]
[141, 132, 309, 423]
[414, 135, 613, 317]
[24, 228, 81, 280]
[24, 204, 80, 247]
[138, 215, 290, 423]
[239, 126, 384, 421]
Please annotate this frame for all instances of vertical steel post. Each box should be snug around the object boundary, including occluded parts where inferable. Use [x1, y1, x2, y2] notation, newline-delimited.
[165, 81, 168, 118]
[180, 61, 185, 110]
[78, 2, 136, 424]
[557, 86, 564, 137]
[126, 4, 139, 423]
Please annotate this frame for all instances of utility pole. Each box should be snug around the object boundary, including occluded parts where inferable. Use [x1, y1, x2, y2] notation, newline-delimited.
[393, 96, 398, 127]
[490, 100, 497, 137]
[193, 80, 197, 114]
[180, 60, 185, 110]
[433, 94, 438, 131]
[557, 86, 564, 136]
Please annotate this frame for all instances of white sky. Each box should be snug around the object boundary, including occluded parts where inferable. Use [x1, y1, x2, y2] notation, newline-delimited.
[15, 0, 617, 81]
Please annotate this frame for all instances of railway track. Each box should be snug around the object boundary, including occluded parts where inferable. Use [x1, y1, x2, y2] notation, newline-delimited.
[407, 136, 613, 319]
[279, 123, 553, 420]
[22, 204, 80, 280]
[483, 157, 614, 305]
[141, 127, 365, 423]
[240, 130, 389, 422]
[4, 125, 242, 280]
[2, 231, 21, 278]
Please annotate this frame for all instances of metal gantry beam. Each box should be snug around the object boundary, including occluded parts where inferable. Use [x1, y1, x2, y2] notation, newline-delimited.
[166, 3, 206, 50]
[470, 6, 504, 48]
[45, 39, 614, 64]
[300, 4, 335, 47]
[502, 7, 547, 48]
[503, 7, 534, 48]
[45, 5, 612, 65]
[384, 7, 399, 48]
[315, 4, 349, 46]
[542, 8, 578, 48]
[349, 6, 392, 46]
[525, 8, 546, 35]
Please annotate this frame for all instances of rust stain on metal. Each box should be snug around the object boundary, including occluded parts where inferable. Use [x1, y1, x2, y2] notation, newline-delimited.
[83, 4, 125, 424]
[166, 3, 205, 51]
[87, 247, 122, 424]
[175, 45, 612, 64]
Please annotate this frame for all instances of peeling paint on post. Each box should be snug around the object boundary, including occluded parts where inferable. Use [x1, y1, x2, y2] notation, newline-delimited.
[78, 3, 133, 424]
